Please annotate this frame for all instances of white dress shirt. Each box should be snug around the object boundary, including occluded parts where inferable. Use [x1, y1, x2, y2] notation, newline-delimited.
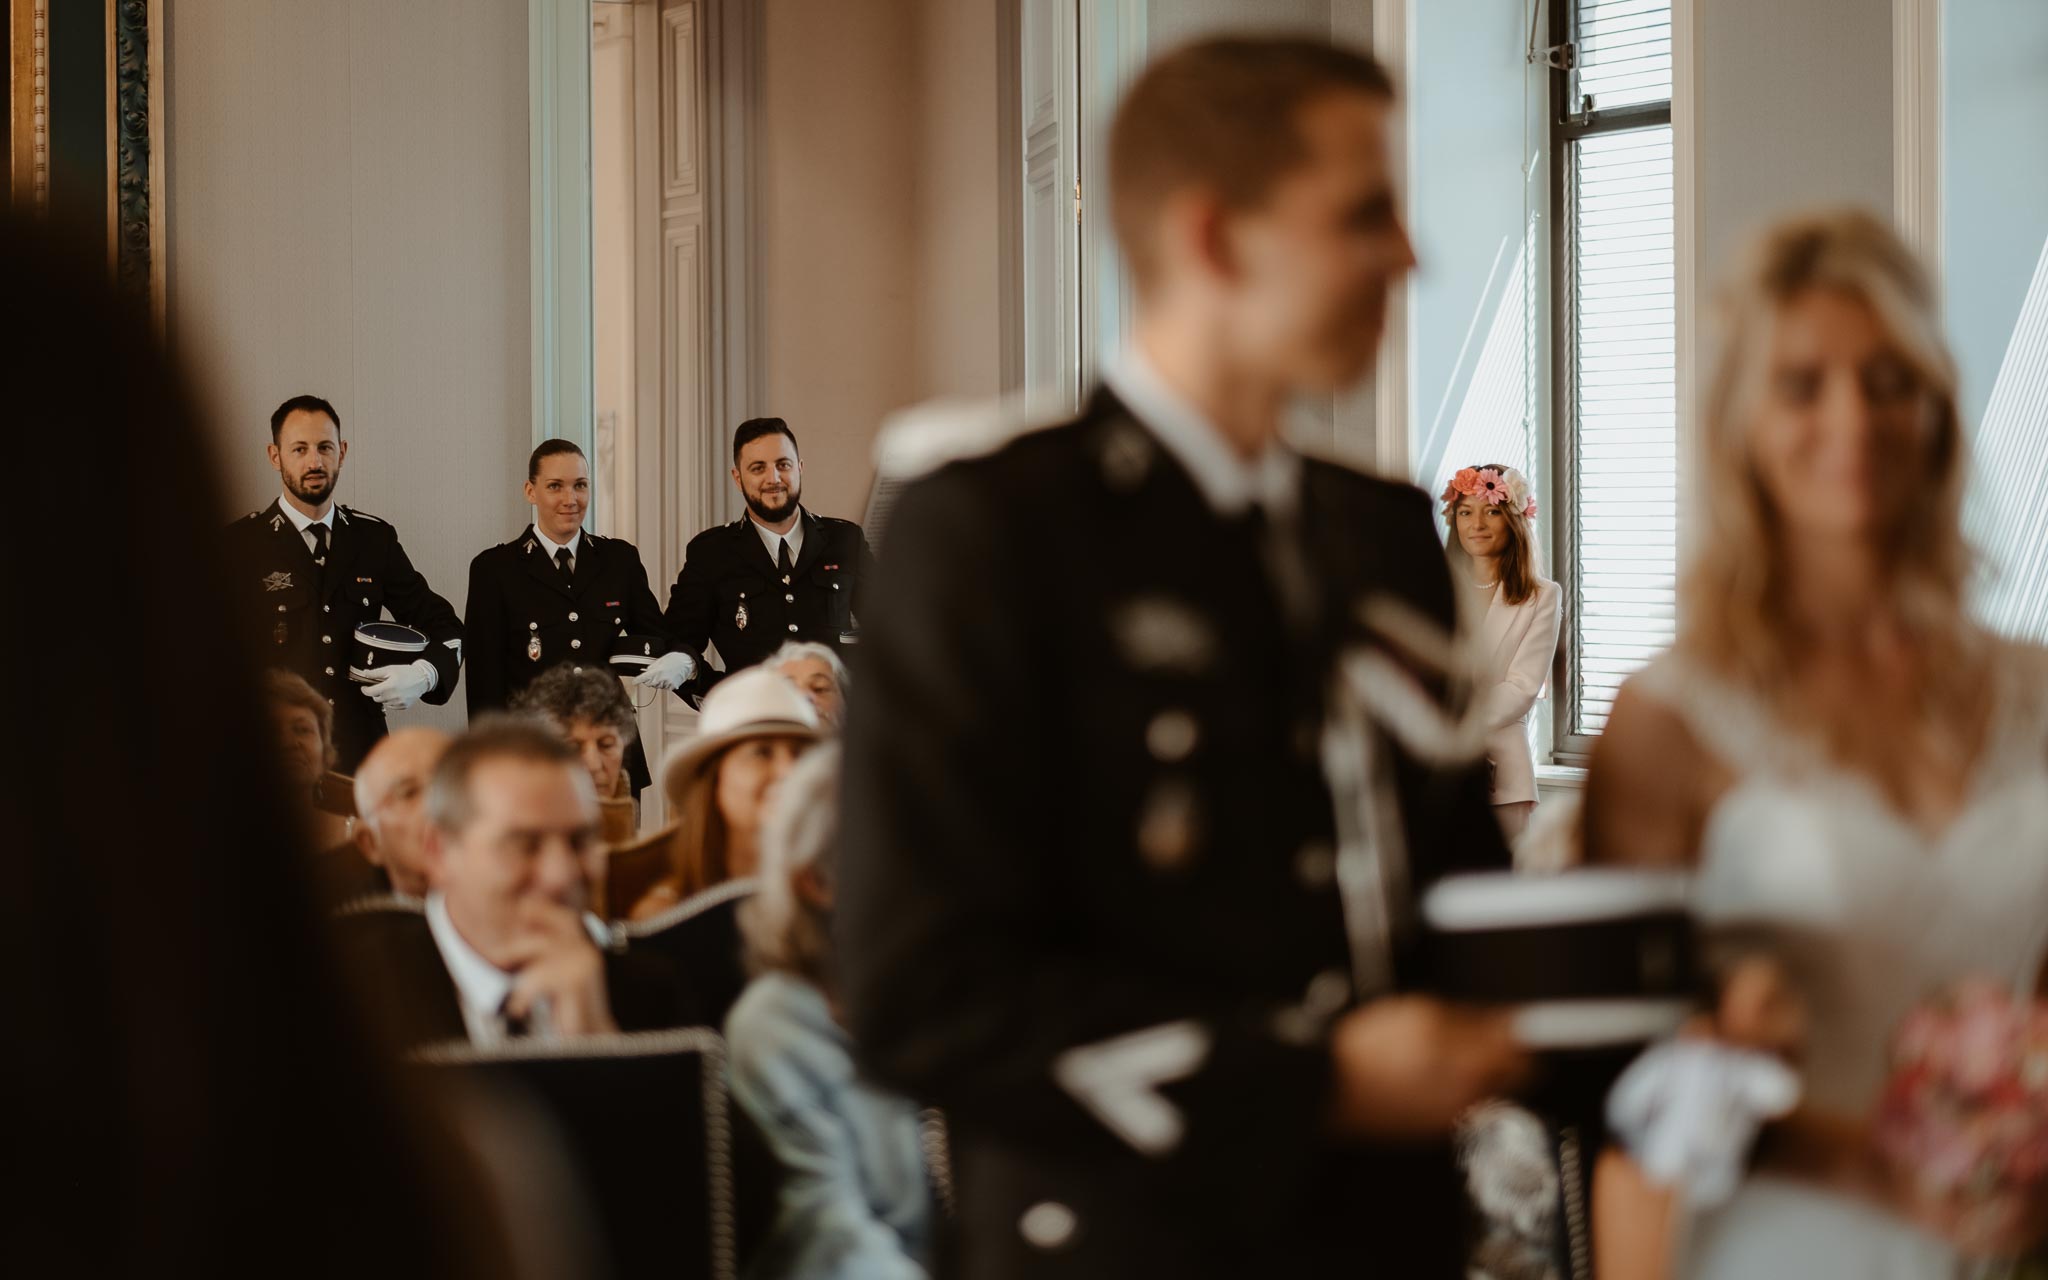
[1103, 350, 1301, 519]
[424, 893, 615, 1045]
[751, 508, 805, 568]
[531, 524, 584, 572]
[277, 490, 336, 557]
[425, 892, 523, 1046]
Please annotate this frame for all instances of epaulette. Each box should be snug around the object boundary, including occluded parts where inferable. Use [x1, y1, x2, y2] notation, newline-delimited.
[339, 505, 389, 526]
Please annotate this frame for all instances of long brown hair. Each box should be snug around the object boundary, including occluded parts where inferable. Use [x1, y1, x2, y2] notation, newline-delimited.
[661, 753, 734, 902]
[1442, 463, 1540, 606]
[1679, 209, 1985, 753]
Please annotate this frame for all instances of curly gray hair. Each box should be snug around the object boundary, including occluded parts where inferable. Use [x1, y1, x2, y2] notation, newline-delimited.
[509, 664, 638, 742]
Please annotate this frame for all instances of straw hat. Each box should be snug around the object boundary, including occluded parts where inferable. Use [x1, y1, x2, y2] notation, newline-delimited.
[659, 666, 820, 800]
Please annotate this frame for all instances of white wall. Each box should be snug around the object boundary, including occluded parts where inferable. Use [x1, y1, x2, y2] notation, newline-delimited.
[1693, 0, 1893, 292]
[165, 0, 534, 734]
[1406, 0, 1535, 491]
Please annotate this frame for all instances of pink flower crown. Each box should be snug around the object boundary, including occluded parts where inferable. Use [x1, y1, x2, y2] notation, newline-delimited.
[1439, 466, 1538, 520]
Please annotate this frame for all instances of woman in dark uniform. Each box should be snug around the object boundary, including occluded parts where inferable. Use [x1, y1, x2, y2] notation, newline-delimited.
[463, 439, 698, 790]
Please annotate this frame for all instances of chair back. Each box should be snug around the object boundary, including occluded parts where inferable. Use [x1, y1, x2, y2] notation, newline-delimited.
[602, 823, 680, 922]
[619, 879, 758, 1030]
[598, 796, 638, 845]
[410, 1029, 737, 1280]
[317, 770, 357, 818]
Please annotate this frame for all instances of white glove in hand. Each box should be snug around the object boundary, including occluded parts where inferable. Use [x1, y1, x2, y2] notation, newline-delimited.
[1606, 1037, 1802, 1209]
[632, 650, 697, 691]
[362, 659, 436, 710]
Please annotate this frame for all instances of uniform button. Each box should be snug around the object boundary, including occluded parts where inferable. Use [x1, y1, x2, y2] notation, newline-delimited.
[1019, 1201, 1078, 1251]
[322, 605, 331, 613]
[361, 597, 369, 606]
[1136, 781, 1200, 871]
[321, 635, 332, 644]
[832, 583, 841, 590]
[568, 611, 579, 621]
[529, 621, 539, 631]
[324, 667, 335, 676]
[276, 605, 286, 613]
[570, 639, 582, 650]
[1145, 710, 1199, 763]
[784, 593, 795, 603]
[1294, 841, 1337, 889]
[613, 616, 621, 624]
[326, 698, 335, 706]
[572, 666, 583, 674]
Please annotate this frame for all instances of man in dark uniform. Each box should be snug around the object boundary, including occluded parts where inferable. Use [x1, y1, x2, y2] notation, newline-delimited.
[464, 438, 698, 722]
[663, 417, 875, 701]
[839, 39, 1526, 1278]
[224, 394, 463, 774]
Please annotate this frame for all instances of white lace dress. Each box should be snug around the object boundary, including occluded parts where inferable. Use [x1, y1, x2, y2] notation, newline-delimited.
[1628, 647, 2048, 1280]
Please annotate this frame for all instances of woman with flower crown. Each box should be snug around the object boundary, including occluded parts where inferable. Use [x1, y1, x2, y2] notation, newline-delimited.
[1439, 463, 1561, 841]
[1583, 208, 2048, 1277]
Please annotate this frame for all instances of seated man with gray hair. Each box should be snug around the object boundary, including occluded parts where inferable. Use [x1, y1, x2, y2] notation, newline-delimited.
[345, 727, 452, 901]
[336, 717, 692, 1051]
[766, 639, 850, 731]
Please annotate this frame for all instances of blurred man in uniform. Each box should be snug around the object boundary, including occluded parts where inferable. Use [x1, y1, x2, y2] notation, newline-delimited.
[840, 37, 1522, 1278]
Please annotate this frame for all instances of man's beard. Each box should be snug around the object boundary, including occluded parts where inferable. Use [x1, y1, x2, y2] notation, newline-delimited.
[744, 481, 800, 525]
[285, 467, 338, 508]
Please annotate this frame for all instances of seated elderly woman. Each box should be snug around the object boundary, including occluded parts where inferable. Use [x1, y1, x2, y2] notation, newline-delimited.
[628, 666, 819, 921]
[766, 639, 850, 731]
[511, 663, 640, 839]
[264, 669, 352, 852]
[727, 742, 934, 1277]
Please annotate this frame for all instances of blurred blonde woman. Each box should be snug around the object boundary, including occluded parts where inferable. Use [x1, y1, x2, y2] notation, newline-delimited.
[1439, 463, 1561, 841]
[726, 744, 934, 1278]
[1584, 209, 2048, 1277]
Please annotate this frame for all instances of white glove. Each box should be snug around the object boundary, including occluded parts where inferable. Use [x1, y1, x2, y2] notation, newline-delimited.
[632, 650, 697, 691]
[1606, 1037, 1802, 1208]
[361, 659, 437, 711]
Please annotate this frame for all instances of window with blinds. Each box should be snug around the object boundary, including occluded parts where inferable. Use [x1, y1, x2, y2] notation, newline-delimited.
[1555, 0, 1676, 746]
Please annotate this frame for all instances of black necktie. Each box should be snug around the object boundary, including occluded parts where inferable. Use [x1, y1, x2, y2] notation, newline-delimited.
[777, 538, 794, 583]
[498, 994, 531, 1041]
[309, 522, 329, 567]
[554, 545, 574, 583]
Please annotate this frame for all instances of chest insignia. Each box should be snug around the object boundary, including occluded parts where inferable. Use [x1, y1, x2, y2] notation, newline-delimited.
[262, 571, 293, 593]
[270, 513, 284, 532]
[527, 634, 543, 662]
[735, 601, 750, 631]
[1110, 596, 1218, 676]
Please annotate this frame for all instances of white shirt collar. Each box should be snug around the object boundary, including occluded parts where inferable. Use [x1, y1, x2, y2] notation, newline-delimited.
[1102, 350, 1300, 518]
[750, 507, 805, 564]
[425, 892, 514, 1042]
[424, 892, 615, 1045]
[531, 524, 583, 561]
[278, 491, 335, 533]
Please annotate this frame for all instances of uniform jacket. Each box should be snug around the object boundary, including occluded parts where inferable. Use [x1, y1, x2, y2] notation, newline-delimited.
[1468, 577, 1562, 805]
[662, 508, 874, 698]
[837, 389, 1508, 1278]
[224, 499, 462, 773]
[462, 526, 689, 719]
